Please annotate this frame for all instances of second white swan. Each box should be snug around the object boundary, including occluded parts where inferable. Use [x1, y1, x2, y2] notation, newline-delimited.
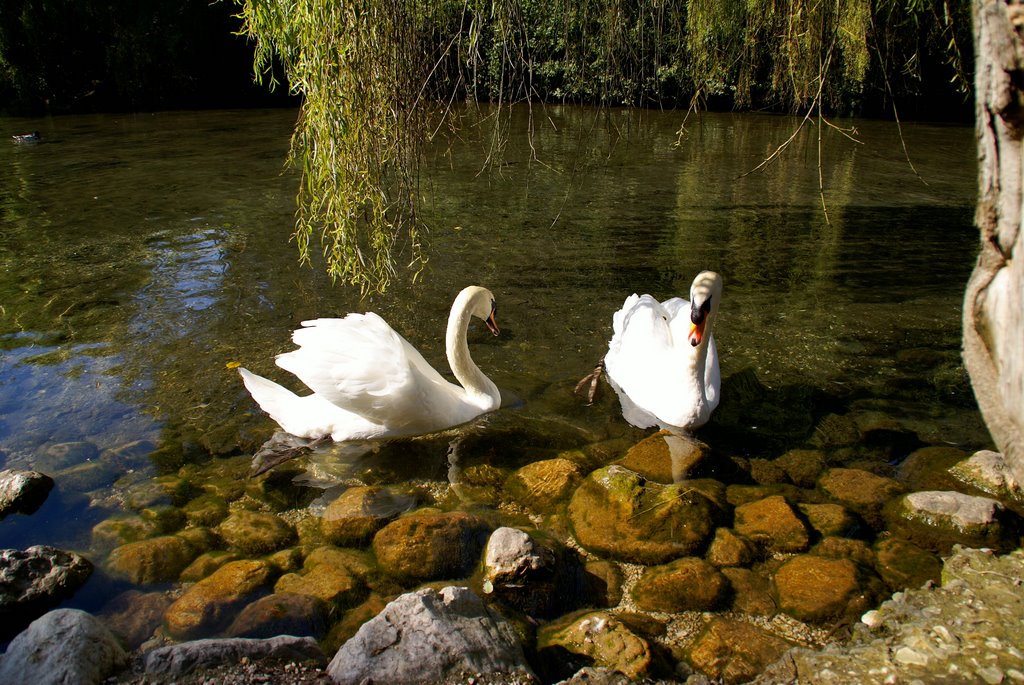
[239, 285, 502, 442]
[603, 271, 723, 433]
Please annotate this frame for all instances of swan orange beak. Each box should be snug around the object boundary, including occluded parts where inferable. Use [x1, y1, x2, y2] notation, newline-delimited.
[485, 308, 500, 336]
[688, 320, 706, 347]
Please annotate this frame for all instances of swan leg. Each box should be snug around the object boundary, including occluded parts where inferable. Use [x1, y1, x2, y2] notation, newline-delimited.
[574, 360, 605, 405]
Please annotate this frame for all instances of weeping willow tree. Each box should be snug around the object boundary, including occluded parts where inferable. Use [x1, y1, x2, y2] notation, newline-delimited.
[234, 0, 970, 293]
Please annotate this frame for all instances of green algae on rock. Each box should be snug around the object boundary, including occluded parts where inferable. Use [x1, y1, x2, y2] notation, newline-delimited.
[163, 559, 276, 640]
[568, 465, 722, 565]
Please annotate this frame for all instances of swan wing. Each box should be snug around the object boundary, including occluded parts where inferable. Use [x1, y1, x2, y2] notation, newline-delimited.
[606, 294, 679, 411]
[275, 313, 457, 431]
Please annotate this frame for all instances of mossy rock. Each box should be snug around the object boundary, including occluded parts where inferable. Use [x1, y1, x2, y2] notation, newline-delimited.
[536, 610, 653, 681]
[163, 559, 276, 639]
[772, 555, 883, 624]
[217, 509, 297, 555]
[614, 431, 710, 484]
[733, 495, 810, 554]
[631, 557, 729, 613]
[504, 458, 584, 512]
[568, 465, 722, 565]
[106, 535, 199, 584]
[686, 617, 796, 685]
[883, 490, 1021, 553]
[321, 486, 417, 547]
[372, 511, 491, 582]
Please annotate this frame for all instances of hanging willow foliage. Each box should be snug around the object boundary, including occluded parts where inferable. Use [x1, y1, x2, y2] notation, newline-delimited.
[235, 0, 436, 293]
[234, 0, 970, 293]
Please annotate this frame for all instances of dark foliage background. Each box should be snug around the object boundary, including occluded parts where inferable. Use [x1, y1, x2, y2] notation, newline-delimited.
[0, 0, 296, 115]
[0, 0, 973, 121]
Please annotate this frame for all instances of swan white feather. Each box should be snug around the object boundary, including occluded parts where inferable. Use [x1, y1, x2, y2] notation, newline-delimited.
[604, 271, 723, 433]
[239, 285, 501, 441]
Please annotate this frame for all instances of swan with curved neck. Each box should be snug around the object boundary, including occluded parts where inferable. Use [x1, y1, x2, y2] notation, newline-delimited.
[603, 271, 723, 433]
[239, 285, 502, 442]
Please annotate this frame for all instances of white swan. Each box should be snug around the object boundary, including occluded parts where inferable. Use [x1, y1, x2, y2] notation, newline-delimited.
[602, 271, 723, 433]
[238, 285, 502, 442]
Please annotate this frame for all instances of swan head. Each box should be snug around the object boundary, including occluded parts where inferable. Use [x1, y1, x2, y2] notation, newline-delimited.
[456, 285, 500, 336]
[687, 271, 723, 347]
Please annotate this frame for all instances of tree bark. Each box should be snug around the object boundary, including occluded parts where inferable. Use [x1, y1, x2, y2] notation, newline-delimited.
[966, 0, 1024, 484]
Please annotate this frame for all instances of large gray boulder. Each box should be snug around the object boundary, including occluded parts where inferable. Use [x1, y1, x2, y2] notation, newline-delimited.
[0, 609, 127, 685]
[327, 585, 535, 685]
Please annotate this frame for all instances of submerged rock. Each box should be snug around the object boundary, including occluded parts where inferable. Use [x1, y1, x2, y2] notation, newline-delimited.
[614, 431, 710, 484]
[217, 510, 297, 555]
[722, 567, 776, 616]
[163, 559, 275, 640]
[772, 554, 882, 624]
[686, 617, 795, 685]
[224, 592, 330, 639]
[505, 458, 584, 511]
[872, 536, 942, 591]
[733, 495, 810, 554]
[630, 557, 729, 613]
[773, 449, 827, 489]
[327, 585, 534, 685]
[536, 610, 652, 681]
[35, 441, 99, 472]
[581, 560, 624, 608]
[105, 534, 199, 584]
[97, 590, 173, 650]
[0, 545, 93, 640]
[705, 527, 757, 567]
[181, 493, 230, 527]
[0, 609, 127, 685]
[818, 468, 905, 528]
[372, 511, 491, 582]
[321, 485, 417, 546]
[897, 446, 970, 492]
[568, 465, 722, 565]
[273, 547, 367, 610]
[797, 502, 862, 538]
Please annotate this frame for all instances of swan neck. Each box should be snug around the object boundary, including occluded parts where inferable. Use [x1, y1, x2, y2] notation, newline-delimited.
[447, 301, 499, 405]
[684, 315, 715, 401]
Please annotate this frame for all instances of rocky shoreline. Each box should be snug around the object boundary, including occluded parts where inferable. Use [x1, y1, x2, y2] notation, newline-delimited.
[2, 406, 1023, 684]
[1, 546, 1018, 684]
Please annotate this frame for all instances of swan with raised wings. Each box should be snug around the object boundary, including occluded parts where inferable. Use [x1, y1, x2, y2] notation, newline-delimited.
[239, 285, 502, 442]
[594, 271, 723, 433]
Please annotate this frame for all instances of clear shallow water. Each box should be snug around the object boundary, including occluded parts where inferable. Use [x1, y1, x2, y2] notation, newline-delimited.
[0, 106, 988, 603]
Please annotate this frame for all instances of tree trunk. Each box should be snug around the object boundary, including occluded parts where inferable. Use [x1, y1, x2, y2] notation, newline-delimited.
[966, 0, 1024, 484]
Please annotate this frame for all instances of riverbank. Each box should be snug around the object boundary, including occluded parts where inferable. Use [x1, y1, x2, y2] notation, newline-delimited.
[91, 546, 1023, 685]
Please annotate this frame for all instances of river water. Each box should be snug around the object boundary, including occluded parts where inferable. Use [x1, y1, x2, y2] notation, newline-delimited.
[0, 106, 988, 612]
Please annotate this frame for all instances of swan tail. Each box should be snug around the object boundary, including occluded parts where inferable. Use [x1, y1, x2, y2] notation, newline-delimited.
[239, 368, 314, 437]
